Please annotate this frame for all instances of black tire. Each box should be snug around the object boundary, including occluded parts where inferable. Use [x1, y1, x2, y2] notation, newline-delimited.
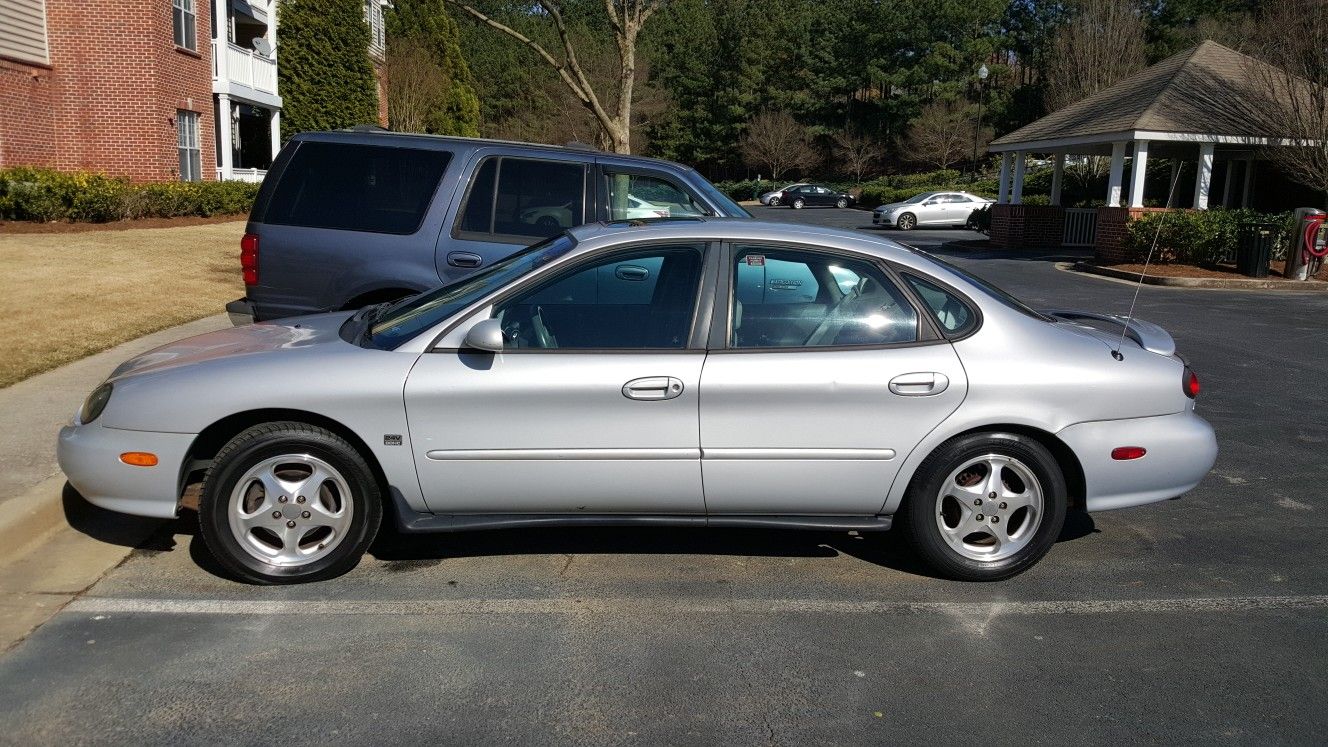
[896, 212, 916, 230]
[768, 196, 781, 207]
[835, 197, 849, 209]
[898, 432, 1066, 581]
[791, 198, 805, 209]
[198, 422, 383, 584]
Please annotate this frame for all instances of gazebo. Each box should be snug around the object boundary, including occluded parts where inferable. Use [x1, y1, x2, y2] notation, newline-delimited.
[986, 40, 1297, 259]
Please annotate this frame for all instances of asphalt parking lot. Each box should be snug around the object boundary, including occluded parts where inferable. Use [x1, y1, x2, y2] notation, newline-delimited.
[2, 206, 1326, 744]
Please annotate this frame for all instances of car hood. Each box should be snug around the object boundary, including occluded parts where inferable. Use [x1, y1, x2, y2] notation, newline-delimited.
[874, 202, 911, 212]
[107, 311, 356, 382]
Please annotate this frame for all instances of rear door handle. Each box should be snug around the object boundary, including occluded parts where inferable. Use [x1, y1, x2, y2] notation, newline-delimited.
[622, 376, 684, 401]
[889, 372, 949, 396]
[447, 252, 483, 268]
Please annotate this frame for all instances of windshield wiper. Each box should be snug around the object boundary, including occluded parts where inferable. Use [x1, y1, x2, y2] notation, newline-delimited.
[353, 302, 393, 346]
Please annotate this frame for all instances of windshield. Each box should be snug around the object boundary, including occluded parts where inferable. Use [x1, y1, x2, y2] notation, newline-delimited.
[907, 249, 1053, 322]
[697, 179, 751, 217]
[905, 192, 937, 204]
[369, 235, 576, 348]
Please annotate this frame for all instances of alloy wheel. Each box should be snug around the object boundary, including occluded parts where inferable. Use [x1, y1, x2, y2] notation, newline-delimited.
[227, 454, 355, 567]
[934, 454, 1044, 562]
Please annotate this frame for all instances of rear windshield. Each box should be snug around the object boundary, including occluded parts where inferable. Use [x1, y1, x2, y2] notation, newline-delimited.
[262, 141, 451, 234]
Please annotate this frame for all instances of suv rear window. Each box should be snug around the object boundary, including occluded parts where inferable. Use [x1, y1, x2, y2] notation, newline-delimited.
[263, 141, 451, 234]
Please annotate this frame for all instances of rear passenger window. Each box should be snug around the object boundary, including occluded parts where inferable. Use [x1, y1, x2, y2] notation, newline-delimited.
[730, 247, 918, 349]
[456, 156, 586, 241]
[904, 274, 977, 336]
[263, 142, 450, 234]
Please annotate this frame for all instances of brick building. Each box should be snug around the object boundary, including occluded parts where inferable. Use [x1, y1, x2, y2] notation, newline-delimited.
[0, 0, 390, 183]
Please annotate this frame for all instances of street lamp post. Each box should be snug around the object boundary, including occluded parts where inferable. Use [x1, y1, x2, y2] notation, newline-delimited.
[971, 63, 989, 179]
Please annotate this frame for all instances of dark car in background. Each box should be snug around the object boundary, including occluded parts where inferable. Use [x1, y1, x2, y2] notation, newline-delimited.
[228, 131, 750, 322]
[781, 184, 855, 210]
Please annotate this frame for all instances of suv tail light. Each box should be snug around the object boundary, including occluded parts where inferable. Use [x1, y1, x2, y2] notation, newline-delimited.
[240, 233, 259, 285]
[1183, 367, 1200, 399]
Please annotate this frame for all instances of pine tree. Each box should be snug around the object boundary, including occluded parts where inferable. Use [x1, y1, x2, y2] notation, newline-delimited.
[385, 0, 481, 136]
[277, 0, 380, 140]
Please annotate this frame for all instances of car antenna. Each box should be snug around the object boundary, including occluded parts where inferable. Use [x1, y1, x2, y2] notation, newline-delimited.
[1111, 164, 1186, 361]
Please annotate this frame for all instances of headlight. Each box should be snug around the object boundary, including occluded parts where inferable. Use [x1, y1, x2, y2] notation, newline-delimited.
[79, 382, 113, 424]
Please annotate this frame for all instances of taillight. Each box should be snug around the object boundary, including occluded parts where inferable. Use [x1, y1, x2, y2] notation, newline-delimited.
[240, 232, 259, 286]
[1183, 367, 1200, 399]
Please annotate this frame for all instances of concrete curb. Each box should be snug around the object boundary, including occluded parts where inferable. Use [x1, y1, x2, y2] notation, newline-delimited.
[0, 313, 230, 560]
[1072, 262, 1328, 291]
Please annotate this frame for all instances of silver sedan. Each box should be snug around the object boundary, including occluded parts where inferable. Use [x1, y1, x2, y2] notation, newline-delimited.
[58, 220, 1216, 584]
[873, 191, 993, 230]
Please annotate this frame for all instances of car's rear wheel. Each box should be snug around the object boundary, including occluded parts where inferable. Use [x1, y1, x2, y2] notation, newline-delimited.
[835, 197, 849, 209]
[900, 432, 1066, 581]
[199, 422, 382, 584]
[791, 198, 805, 209]
[896, 212, 916, 230]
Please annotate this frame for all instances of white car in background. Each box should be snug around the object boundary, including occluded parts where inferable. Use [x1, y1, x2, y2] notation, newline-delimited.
[759, 183, 810, 207]
[873, 191, 993, 230]
[521, 195, 670, 229]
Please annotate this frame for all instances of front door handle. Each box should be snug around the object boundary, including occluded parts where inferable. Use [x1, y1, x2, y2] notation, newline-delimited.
[447, 252, 483, 268]
[889, 372, 949, 396]
[622, 376, 684, 401]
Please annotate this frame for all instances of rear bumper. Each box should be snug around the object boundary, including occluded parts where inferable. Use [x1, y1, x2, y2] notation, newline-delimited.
[226, 298, 254, 326]
[57, 423, 195, 519]
[1058, 409, 1217, 512]
[228, 296, 320, 324]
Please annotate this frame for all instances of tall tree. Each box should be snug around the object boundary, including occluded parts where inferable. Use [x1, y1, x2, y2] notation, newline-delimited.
[444, 0, 662, 153]
[1044, 0, 1148, 113]
[386, 0, 481, 136]
[1244, 0, 1328, 207]
[904, 100, 982, 170]
[277, 0, 380, 139]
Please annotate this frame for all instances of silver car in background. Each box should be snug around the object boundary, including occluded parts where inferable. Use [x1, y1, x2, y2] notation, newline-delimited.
[58, 220, 1216, 584]
[873, 191, 993, 230]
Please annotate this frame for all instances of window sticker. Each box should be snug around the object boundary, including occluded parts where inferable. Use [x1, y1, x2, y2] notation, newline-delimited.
[746, 255, 765, 266]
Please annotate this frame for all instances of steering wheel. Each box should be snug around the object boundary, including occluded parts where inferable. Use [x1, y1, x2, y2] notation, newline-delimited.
[531, 306, 558, 349]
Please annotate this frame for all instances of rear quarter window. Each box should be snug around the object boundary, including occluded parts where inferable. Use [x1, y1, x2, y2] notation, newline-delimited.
[262, 141, 451, 235]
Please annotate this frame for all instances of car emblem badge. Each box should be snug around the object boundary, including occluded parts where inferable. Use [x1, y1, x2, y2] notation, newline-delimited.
[383, 434, 403, 446]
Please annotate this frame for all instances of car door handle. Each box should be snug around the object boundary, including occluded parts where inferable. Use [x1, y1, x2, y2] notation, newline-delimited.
[622, 376, 684, 401]
[889, 372, 949, 396]
[447, 252, 483, 268]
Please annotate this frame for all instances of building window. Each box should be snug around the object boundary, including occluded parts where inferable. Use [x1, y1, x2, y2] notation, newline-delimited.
[172, 0, 196, 51]
[0, 0, 50, 65]
[364, 0, 385, 59]
[178, 111, 202, 182]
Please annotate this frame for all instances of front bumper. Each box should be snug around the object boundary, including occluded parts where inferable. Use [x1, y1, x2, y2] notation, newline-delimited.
[872, 212, 896, 226]
[57, 423, 196, 519]
[1058, 409, 1217, 512]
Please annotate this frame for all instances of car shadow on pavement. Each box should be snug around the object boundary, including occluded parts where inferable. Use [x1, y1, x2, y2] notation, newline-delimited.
[62, 482, 165, 549]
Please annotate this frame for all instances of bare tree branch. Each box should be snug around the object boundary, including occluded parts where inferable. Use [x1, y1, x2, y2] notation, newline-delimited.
[741, 110, 816, 181]
[1044, 0, 1147, 113]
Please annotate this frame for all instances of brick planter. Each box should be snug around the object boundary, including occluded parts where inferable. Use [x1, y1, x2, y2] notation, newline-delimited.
[1094, 207, 1172, 262]
[990, 204, 1066, 248]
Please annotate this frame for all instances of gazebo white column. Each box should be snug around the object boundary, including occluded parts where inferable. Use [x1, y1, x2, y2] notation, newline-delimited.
[1106, 142, 1126, 207]
[1011, 152, 1027, 205]
[1050, 154, 1064, 206]
[1193, 142, 1215, 209]
[1127, 140, 1149, 208]
[997, 153, 1012, 204]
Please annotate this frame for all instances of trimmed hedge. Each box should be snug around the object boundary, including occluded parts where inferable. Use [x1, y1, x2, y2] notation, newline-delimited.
[1122, 208, 1294, 265]
[0, 168, 260, 223]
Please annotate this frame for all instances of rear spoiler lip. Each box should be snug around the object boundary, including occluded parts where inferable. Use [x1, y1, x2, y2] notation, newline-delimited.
[1041, 309, 1177, 357]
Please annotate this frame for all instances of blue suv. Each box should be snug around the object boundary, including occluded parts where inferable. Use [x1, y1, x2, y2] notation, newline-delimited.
[228, 130, 750, 322]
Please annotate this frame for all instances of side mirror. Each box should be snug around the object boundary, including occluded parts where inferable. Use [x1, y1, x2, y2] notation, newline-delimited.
[462, 318, 504, 352]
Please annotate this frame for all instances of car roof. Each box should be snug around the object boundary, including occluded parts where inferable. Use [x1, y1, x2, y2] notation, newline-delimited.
[292, 129, 696, 172]
[567, 218, 916, 262]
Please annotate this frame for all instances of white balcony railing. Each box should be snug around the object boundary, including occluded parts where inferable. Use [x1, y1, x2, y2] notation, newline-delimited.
[211, 39, 277, 95]
[217, 167, 267, 183]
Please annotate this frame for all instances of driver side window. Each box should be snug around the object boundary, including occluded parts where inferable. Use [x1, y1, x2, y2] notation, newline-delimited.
[493, 244, 704, 349]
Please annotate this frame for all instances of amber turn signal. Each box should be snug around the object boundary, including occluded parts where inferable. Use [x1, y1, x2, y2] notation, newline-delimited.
[119, 452, 159, 467]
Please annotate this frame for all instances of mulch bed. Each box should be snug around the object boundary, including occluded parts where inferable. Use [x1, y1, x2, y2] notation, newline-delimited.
[0, 214, 246, 234]
[1099, 259, 1328, 282]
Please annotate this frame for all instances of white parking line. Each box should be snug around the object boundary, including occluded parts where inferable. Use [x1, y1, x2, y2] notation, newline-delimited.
[66, 594, 1328, 617]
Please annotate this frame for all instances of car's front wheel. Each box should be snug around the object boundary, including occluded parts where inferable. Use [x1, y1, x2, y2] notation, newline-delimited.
[199, 422, 382, 584]
[768, 196, 781, 207]
[900, 432, 1066, 581]
[896, 212, 916, 230]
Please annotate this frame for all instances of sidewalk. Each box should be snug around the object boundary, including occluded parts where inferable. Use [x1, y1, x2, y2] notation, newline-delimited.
[0, 314, 230, 557]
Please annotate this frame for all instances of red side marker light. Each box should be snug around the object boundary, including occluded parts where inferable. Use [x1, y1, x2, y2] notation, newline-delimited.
[240, 232, 259, 286]
[1183, 368, 1201, 399]
[1111, 447, 1147, 461]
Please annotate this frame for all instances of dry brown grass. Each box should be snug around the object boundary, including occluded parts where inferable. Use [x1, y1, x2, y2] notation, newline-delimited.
[0, 221, 245, 387]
